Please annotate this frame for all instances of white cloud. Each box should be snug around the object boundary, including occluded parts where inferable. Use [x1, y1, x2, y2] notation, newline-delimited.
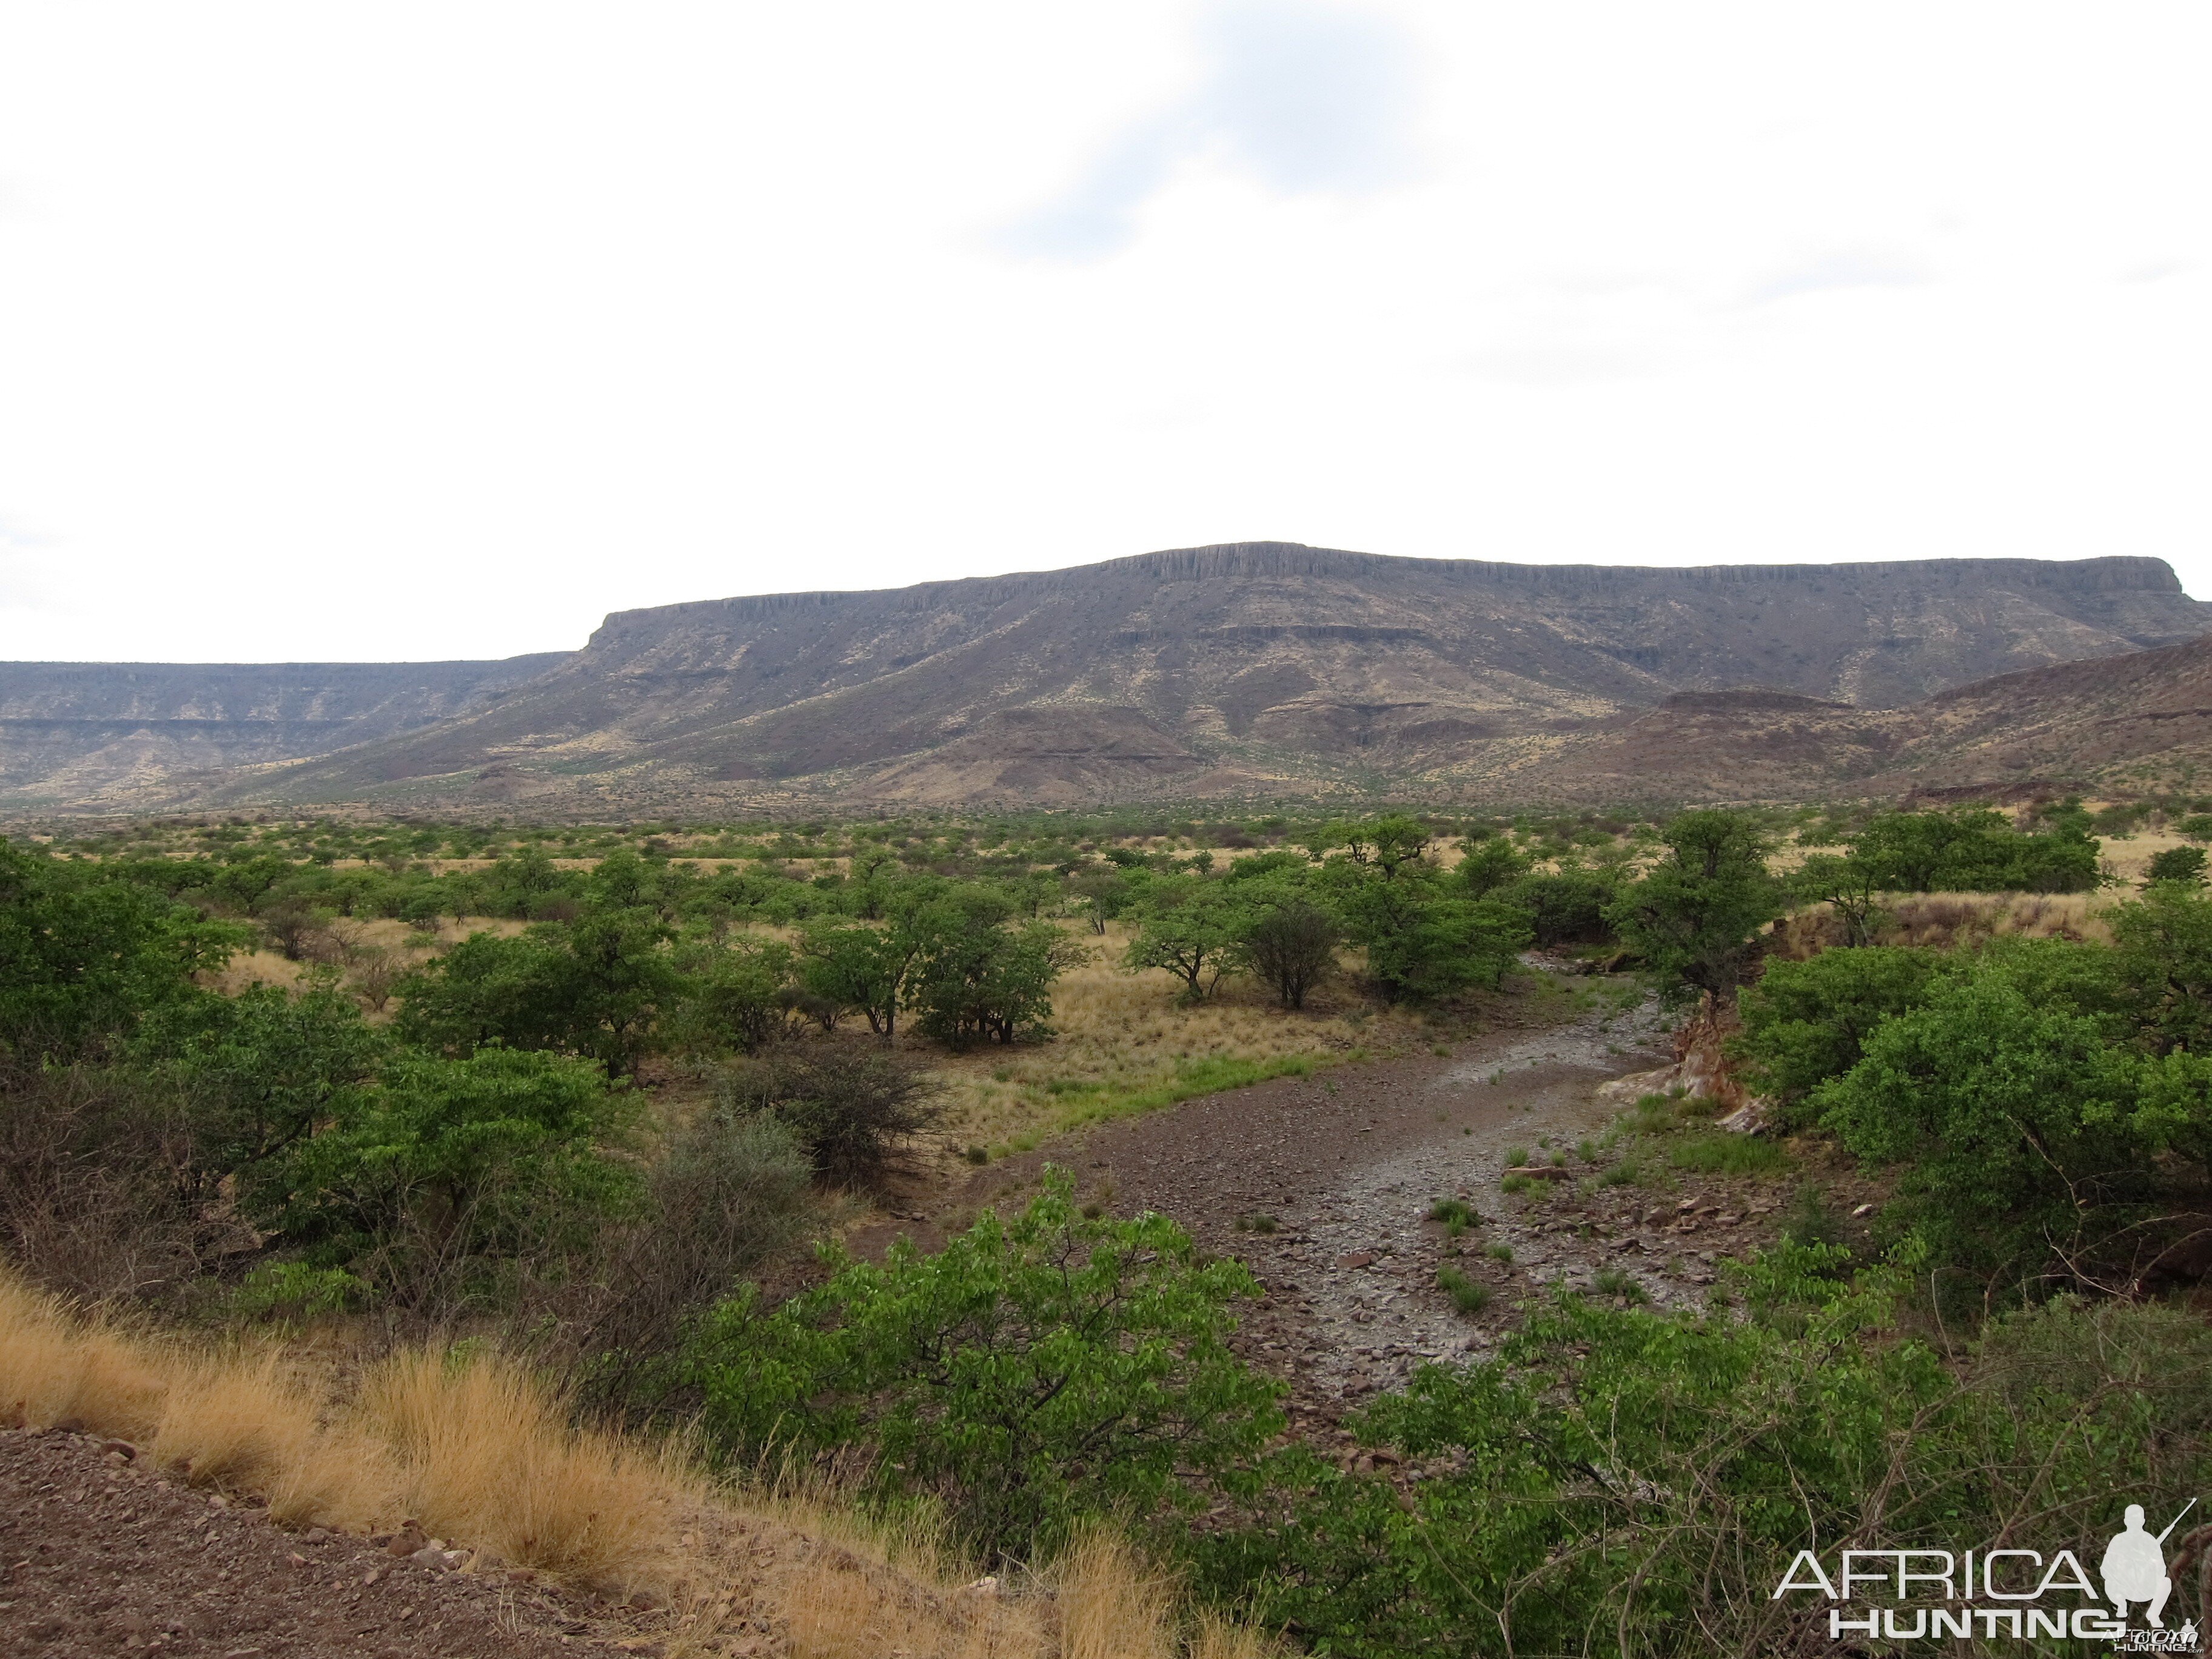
[0, 0, 2205, 666]
[2122, 258, 2194, 284]
[1739, 246, 1934, 308]
[1460, 343, 1656, 387]
[992, 1, 1420, 260]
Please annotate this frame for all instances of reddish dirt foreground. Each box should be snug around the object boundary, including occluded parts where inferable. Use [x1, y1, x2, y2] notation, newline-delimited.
[0, 1427, 660, 1658]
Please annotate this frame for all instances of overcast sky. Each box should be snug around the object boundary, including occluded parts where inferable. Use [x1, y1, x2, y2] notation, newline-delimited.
[1, 2, 2205, 663]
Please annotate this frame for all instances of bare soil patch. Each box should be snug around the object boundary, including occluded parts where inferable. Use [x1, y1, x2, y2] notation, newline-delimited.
[0, 1427, 654, 1658]
[914, 965, 1886, 1425]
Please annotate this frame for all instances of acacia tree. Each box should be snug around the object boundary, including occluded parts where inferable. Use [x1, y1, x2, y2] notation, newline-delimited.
[1791, 851, 1884, 948]
[907, 888, 1085, 1046]
[799, 919, 925, 1041]
[1121, 876, 1245, 1002]
[1606, 809, 1780, 1005]
[1319, 821, 1528, 1003]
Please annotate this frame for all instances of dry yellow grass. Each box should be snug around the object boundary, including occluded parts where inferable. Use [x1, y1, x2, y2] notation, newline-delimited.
[362, 1349, 680, 1586]
[1878, 890, 2111, 947]
[0, 1269, 1269, 1658]
[922, 922, 1423, 1157]
[207, 913, 532, 997]
[2102, 826, 2196, 885]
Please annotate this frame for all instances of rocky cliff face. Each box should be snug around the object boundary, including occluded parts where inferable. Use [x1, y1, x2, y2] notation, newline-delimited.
[4, 543, 2205, 811]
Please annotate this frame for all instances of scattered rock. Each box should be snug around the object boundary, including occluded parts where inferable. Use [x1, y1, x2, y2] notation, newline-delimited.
[1714, 1099, 1770, 1135]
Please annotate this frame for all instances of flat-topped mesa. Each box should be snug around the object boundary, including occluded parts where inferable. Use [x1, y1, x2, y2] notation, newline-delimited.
[585, 543, 2190, 649]
[5, 543, 2207, 811]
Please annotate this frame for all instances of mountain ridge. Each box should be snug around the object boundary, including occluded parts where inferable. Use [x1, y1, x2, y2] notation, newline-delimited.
[3, 543, 2207, 812]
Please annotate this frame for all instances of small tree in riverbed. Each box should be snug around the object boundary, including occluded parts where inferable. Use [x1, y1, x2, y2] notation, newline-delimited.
[1606, 809, 1780, 1005]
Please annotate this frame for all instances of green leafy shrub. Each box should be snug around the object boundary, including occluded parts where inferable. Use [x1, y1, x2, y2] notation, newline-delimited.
[267, 1045, 642, 1306]
[1850, 807, 2100, 894]
[1195, 1257, 2212, 1658]
[131, 982, 387, 1207]
[907, 890, 1084, 1046]
[2148, 845, 2208, 886]
[667, 936, 797, 1055]
[0, 837, 246, 1068]
[1812, 960, 2164, 1286]
[1734, 945, 1939, 1127]
[1494, 871, 1618, 947]
[228, 1261, 367, 1323]
[684, 1168, 1282, 1558]
[1121, 875, 1246, 1002]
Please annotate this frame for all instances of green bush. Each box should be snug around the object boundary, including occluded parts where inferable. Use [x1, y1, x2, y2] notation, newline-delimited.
[1849, 807, 2100, 894]
[1493, 871, 1618, 947]
[2110, 881, 2212, 1056]
[1732, 946, 1939, 1125]
[266, 1045, 642, 1305]
[227, 1261, 367, 1324]
[0, 837, 246, 1068]
[1121, 875, 1246, 1002]
[131, 982, 387, 1206]
[1195, 1256, 2212, 1658]
[1606, 811, 1780, 1004]
[683, 1167, 1281, 1558]
[1812, 960, 2164, 1286]
[1455, 836, 1532, 899]
[666, 936, 797, 1055]
[395, 910, 679, 1078]
[2148, 845, 2208, 885]
[907, 889, 1083, 1047]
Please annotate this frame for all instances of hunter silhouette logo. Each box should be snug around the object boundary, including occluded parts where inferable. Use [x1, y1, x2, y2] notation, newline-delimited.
[1771, 1496, 2207, 1647]
[2105, 1501, 2191, 1627]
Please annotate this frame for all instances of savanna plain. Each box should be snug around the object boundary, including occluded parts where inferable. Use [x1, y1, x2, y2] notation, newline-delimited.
[6, 794, 2212, 1657]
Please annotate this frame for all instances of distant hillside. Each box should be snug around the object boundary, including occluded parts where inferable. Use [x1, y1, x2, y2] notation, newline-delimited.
[0, 656, 569, 808]
[2, 542, 2206, 812]
[1460, 634, 2212, 804]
